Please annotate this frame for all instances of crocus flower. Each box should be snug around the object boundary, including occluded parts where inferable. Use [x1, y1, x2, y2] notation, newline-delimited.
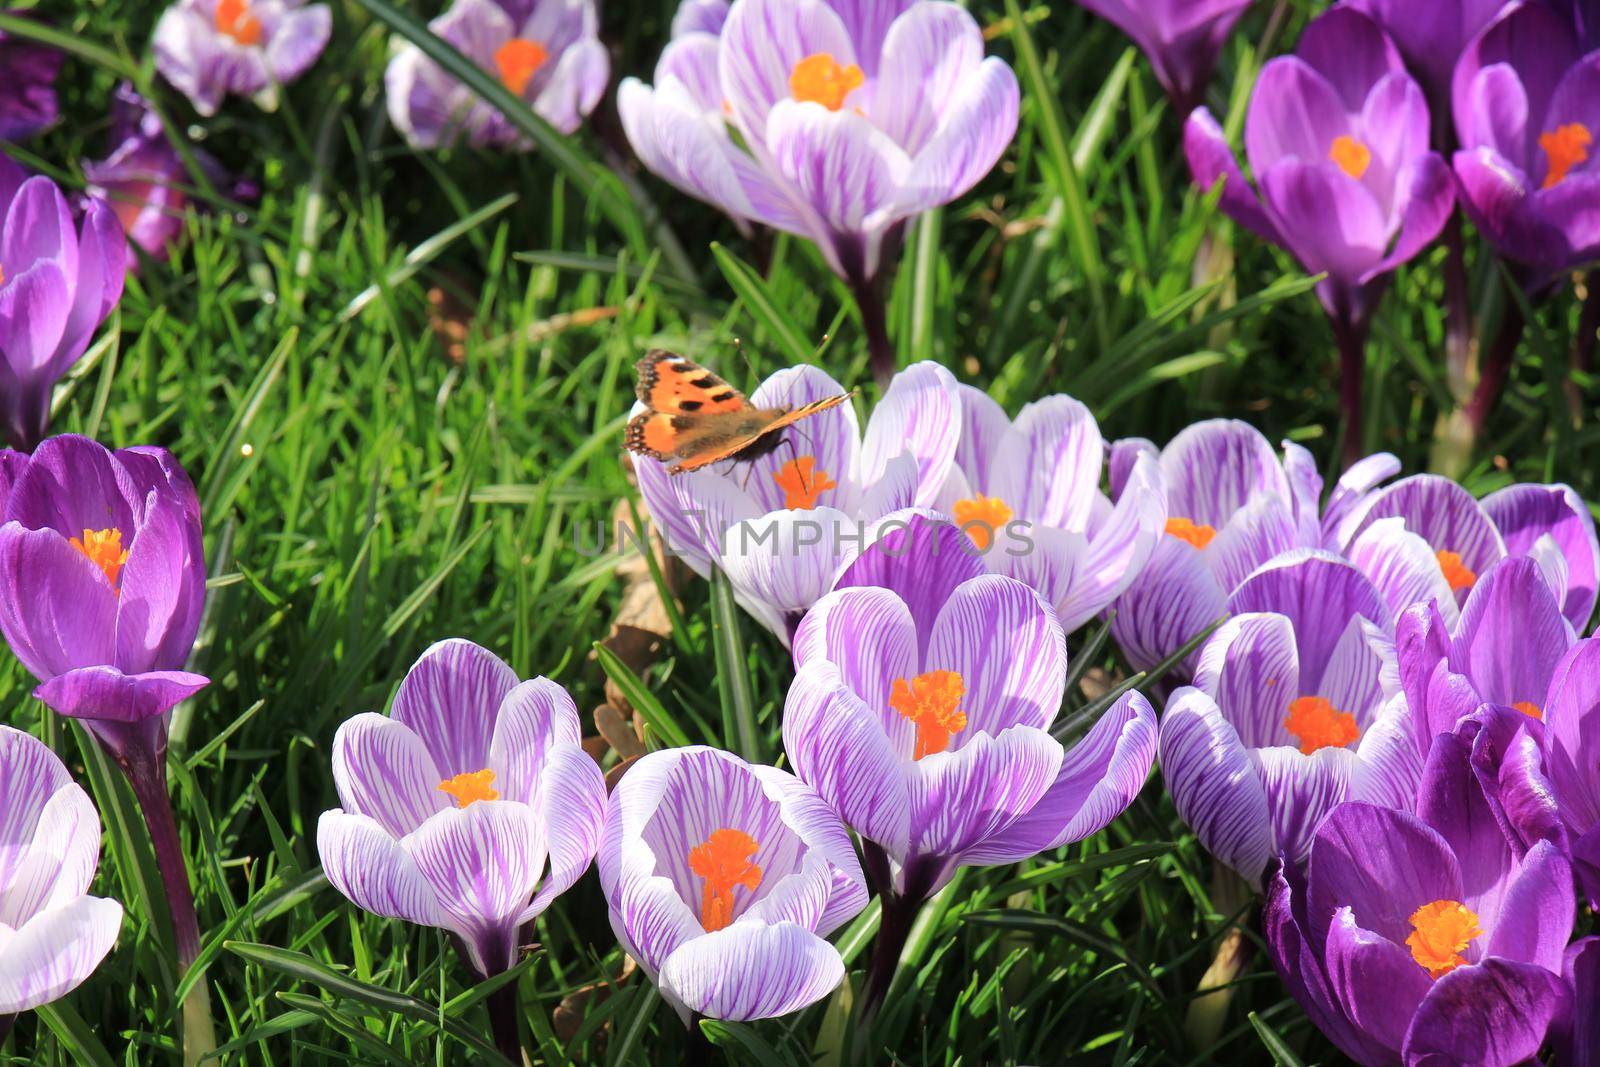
[1451, 1, 1600, 283]
[1337, 473, 1597, 631]
[786, 517, 1159, 902]
[318, 639, 607, 980]
[0, 160, 127, 452]
[597, 745, 868, 1022]
[1264, 708, 1573, 1067]
[1344, 0, 1513, 105]
[1070, 0, 1253, 115]
[1564, 937, 1600, 1066]
[632, 361, 960, 643]
[1108, 418, 1399, 675]
[671, 0, 727, 37]
[618, 0, 1019, 382]
[0, 726, 124, 1018]
[934, 384, 1168, 633]
[1185, 7, 1454, 458]
[0, 12, 63, 140]
[385, 0, 609, 148]
[153, 0, 332, 116]
[1161, 551, 1420, 883]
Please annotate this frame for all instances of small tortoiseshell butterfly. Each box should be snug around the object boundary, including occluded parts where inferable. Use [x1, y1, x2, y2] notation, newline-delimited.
[624, 351, 852, 474]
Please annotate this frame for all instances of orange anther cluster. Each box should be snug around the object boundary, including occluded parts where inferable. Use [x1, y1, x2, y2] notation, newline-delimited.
[890, 670, 968, 760]
[688, 828, 763, 932]
[790, 53, 864, 111]
[1284, 695, 1360, 754]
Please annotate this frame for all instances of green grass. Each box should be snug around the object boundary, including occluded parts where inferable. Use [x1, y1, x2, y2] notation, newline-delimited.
[3, 0, 1597, 1064]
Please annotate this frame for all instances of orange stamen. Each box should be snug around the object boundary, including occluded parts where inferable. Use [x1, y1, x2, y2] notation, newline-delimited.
[1329, 135, 1372, 179]
[952, 495, 1013, 551]
[1406, 899, 1482, 979]
[214, 0, 263, 46]
[494, 38, 549, 96]
[1540, 123, 1592, 189]
[1436, 550, 1477, 593]
[1513, 701, 1544, 721]
[437, 769, 499, 808]
[1284, 695, 1361, 755]
[890, 670, 968, 760]
[789, 53, 864, 111]
[71, 528, 130, 592]
[1165, 516, 1217, 550]
[687, 828, 762, 932]
[772, 456, 836, 510]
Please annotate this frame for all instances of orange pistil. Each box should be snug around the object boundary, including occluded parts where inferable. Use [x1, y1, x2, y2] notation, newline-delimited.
[214, 0, 263, 46]
[789, 53, 864, 111]
[437, 769, 499, 808]
[1513, 700, 1544, 721]
[772, 456, 836, 510]
[890, 670, 968, 760]
[1406, 899, 1482, 979]
[1329, 135, 1372, 179]
[952, 494, 1013, 551]
[494, 38, 549, 96]
[71, 528, 130, 591]
[1540, 122, 1592, 189]
[1165, 516, 1217, 550]
[1435, 550, 1477, 593]
[1284, 695, 1361, 755]
[687, 828, 762, 932]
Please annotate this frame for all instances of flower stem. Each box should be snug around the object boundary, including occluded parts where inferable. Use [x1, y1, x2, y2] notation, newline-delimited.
[855, 843, 933, 1028]
[849, 272, 896, 390]
[119, 745, 216, 1065]
[486, 977, 523, 1065]
[1442, 214, 1474, 403]
[1465, 293, 1529, 436]
[1569, 270, 1599, 421]
[0, 1014, 15, 1045]
[1330, 314, 1372, 468]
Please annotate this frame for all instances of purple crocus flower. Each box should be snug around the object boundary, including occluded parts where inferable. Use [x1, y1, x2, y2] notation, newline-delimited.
[1564, 937, 1600, 1065]
[1264, 708, 1573, 1067]
[1337, 473, 1598, 631]
[385, 0, 609, 148]
[933, 384, 1169, 633]
[618, 0, 1019, 382]
[0, 726, 124, 1020]
[0, 12, 63, 140]
[0, 159, 127, 452]
[1343, 0, 1513, 106]
[318, 640, 607, 985]
[597, 745, 869, 1022]
[1185, 8, 1454, 458]
[1451, 1, 1600, 283]
[1070, 0, 1253, 115]
[632, 361, 960, 643]
[1160, 551, 1420, 883]
[786, 517, 1158, 901]
[1108, 419, 1400, 676]
[152, 0, 332, 116]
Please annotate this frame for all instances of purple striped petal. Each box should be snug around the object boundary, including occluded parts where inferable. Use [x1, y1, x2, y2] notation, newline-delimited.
[522, 745, 606, 922]
[718, 0, 856, 151]
[1250, 745, 1356, 870]
[1054, 452, 1167, 632]
[1414, 732, 1516, 928]
[1483, 482, 1600, 630]
[908, 725, 1062, 859]
[896, 56, 1019, 217]
[317, 810, 448, 930]
[0, 895, 123, 1015]
[391, 639, 520, 779]
[859, 362, 961, 507]
[330, 713, 447, 838]
[1347, 516, 1461, 628]
[749, 764, 868, 935]
[1206, 494, 1300, 595]
[834, 513, 987, 656]
[871, 2, 984, 155]
[1159, 419, 1290, 529]
[1338, 474, 1505, 586]
[1159, 687, 1273, 880]
[1323, 451, 1401, 537]
[720, 508, 855, 614]
[792, 585, 917, 741]
[1110, 534, 1229, 674]
[1350, 694, 1424, 810]
[1229, 551, 1390, 690]
[926, 575, 1066, 739]
[487, 676, 582, 807]
[1193, 612, 1302, 749]
[658, 921, 845, 1021]
[0, 784, 101, 926]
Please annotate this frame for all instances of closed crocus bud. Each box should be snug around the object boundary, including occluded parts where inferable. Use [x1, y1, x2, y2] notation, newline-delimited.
[1071, 0, 1253, 115]
[0, 161, 127, 452]
[384, 0, 609, 148]
[0, 726, 124, 1018]
[153, 0, 332, 115]
[597, 746, 869, 1023]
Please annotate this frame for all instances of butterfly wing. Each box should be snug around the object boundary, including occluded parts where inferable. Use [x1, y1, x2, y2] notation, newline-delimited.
[669, 393, 855, 473]
[633, 351, 748, 414]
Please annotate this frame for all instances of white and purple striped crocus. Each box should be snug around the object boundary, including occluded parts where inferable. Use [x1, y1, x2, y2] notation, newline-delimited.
[618, 0, 1020, 377]
[0, 727, 124, 1022]
[786, 517, 1159, 904]
[1336, 473, 1599, 632]
[317, 639, 607, 980]
[0, 160, 127, 452]
[0, 11, 62, 141]
[385, 0, 609, 149]
[1108, 419, 1399, 676]
[1451, 1, 1600, 284]
[1070, 0, 1253, 115]
[934, 384, 1168, 634]
[1265, 706, 1574, 1067]
[597, 746, 869, 1022]
[632, 361, 960, 644]
[671, 0, 728, 37]
[1160, 551, 1420, 883]
[1394, 556, 1600, 906]
[153, 0, 332, 116]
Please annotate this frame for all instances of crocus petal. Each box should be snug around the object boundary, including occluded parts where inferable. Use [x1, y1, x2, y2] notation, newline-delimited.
[330, 713, 447, 838]
[115, 490, 205, 674]
[1110, 535, 1230, 675]
[1448, 557, 1572, 708]
[1259, 159, 1389, 282]
[1250, 745, 1356, 870]
[0, 785, 102, 925]
[792, 585, 918, 725]
[1564, 938, 1600, 1067]
[1450, 147, 1568, 273]
[391, 639, 520, 779]
[0, 895, 123, 1015]
[1483, 482, 1600, 631]
[720, 507, 855, 614]
[1054, 452, 1167, 632]
[1350, 694, 1425, 810]
[1159, 687, 1273, 881]
[486, 677, 583, 807]
[1545, 639, 1600, 833]
[0, 262, 70, 385]
[1245, 57, 1352, 175]
[265, 5, 333, 85]
[926, 574, 1066, 738]
[1184, 107, 1283, 245]
[658, 921, 844, 1022]
[404, 801, 546, 965]
[858, 362, 961, 507]
[897, 56, 1019, 218]
[522, 746, 607, 922]
[1323, 451, 1402, 537]
[34, 666, 209, 724]
[834, 514, 987, 656]
[1482, 840, 1573, 974]
[1205, 494, 1300, 597]
[533, 36, 608, 135]
[908, 726, 1062, 859]
[870, 1, 983, 154]
[1308, 803, 1463, 951]
[1192, 612, 1302, 750]
[1322, 906, 1434, 1052]
[1159, 419, 1290, 529]
[0, 523, 120, 678]
[1229, 551, 1390, 691]
[1347, 517, 1461, 629]
[317, 810, 449, 930]
[1415, 732, 1517, 930]
[1402, 958, 1571, 1067]
[1362, 153, 1455, 281]
[717, 0, 856, 152]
